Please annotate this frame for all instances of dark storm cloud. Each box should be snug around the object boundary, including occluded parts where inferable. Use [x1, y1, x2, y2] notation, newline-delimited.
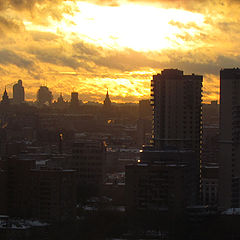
[0, 49, 33, 69]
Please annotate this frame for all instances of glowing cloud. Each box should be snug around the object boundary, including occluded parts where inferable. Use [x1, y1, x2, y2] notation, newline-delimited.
[0, 0, 240, 102]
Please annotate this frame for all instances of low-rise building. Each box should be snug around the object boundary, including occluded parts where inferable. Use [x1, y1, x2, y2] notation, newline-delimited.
[30, 169, 76, 222]
[126, 163, 192, 216]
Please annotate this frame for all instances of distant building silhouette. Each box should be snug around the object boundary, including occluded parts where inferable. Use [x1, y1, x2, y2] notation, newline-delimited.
[1, 88, 9, 105]
[139, 99, 152, 119]
[202, 101, 219, 126]
[13, 79, 25, 104]
[103, 89, 112, 111]
[37, 86, 53, 105]
[219, 68, 240, 210]
[57, 93, 64, 104]
[70, 92, 79, 110]
[137, 100, 152, 147]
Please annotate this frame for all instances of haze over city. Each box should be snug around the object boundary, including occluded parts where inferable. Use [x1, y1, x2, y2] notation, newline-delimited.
[1, 0, 239, 102]
[3, 1, 240, 240]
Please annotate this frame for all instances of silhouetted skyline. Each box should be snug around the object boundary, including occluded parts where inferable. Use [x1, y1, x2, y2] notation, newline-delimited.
[0, 0, 239, 102]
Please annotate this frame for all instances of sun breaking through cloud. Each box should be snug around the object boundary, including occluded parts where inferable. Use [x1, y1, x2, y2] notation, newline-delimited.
[0, 0, 240, 102]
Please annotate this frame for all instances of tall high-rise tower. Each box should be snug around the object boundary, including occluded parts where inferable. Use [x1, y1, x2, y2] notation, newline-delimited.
[149, 69, 203, 205]
[151, 69, 203, 152]
[13, 79, 25, 104]
[219, 68, 240, 210]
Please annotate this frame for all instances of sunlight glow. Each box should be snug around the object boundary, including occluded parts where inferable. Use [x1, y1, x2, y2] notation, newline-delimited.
[61, 2, 206, 51]
[20, 1, 216, 103]
[23, 1, 206, 52]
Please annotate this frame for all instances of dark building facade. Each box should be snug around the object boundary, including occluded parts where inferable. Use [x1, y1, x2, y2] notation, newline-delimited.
[140, 149, 199, 205]
[0, 168, 7, 215]
[147, 69, 203, 205]
[126, 163, 192, 216]
[13, 80, 25, 104]
[151, 69, 203, 152]
[201, 165, 218, 207]
[72, 139, 106, 194]
[30, 169, 76, 222]
[6, 157, 36, 218]
[0, 156, 77, 222]
[219, 68, 240, 210]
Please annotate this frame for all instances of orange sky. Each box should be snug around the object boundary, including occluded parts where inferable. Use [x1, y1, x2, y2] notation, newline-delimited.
[0, 0, 239, 102]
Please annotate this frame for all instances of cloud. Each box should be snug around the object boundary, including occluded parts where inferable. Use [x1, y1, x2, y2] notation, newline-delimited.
[158, 50, 240, 76]
[0, 0, 239, 102]
[78, 0, 220, 12]
[73, 42, 100, 57]
[0, 49, 33, 69]
[0, 0, 65, 11]
[28, 45, 93, 71]
[93, 48, 161, 71]
[169, 20, 201, 30]
[30, 31, 59, 41]
[28, 40, 161, 73]
[0, 15, 23, 37]
[79, 0, 120, 6]
[0, 0, 77, 27]
[73, 41, 161, 71]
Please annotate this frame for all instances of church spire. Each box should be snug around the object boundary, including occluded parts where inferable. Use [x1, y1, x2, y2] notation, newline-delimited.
[104, 88, 111, 109]
[2, 87, 9, 104]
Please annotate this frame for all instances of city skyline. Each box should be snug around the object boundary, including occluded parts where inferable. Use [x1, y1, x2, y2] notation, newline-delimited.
[0, 0, 239, 102]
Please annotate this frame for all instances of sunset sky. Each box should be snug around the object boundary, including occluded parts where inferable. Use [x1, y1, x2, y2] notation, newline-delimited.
[0, 0, 239, 103]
